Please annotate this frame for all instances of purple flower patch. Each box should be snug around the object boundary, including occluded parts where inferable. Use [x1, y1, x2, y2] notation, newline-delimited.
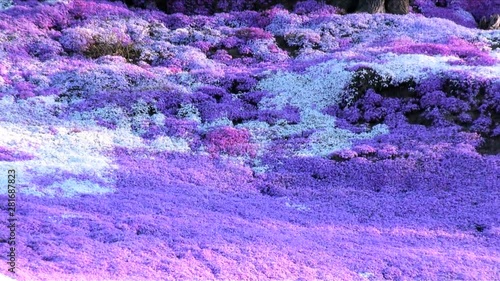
[0, 146, 34, 161]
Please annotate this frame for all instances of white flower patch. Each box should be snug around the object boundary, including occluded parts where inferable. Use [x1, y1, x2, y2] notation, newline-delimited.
[169, 28, 192, 44]
[59, 27, 96, 53]
[0, 94, 191, 197]
[230, 120, 275, 172]
[136, 41, 177, 67]
[0, 273, 15, 281]
[318, 31, 342, 52]
[295, 48, 327, 61]
[480, 30, 500, 46]
[151, 111, 166, 126]
[51, 59, 172, 97]
[0, 116, 181, 198]
[255, 47, 499, 157]
[256, 58, 389, 157]
[358, 271, 376, 280]
[177, 103, 201, 123]
[192, 27, 222, 46]
[365, 53, 460, 84]
[0, 122, 118, 197]
[172, 72, 205, 90]
[73, 99, 171, 139]
[251, 158, 269, 174]
[125, 17, 150, 43]
[70, 105, 130, 129]
[310, 14, 479, 51]
[200, 117, 233, 132]
[149, 136, 191, 153]
[491, 50, 500, 61]
[128, 99, 157, 135]
[392, 14, 478, 43]
[248, 40, 289, 62]
[266, 9, 303, 36]
[46, 179, 113, 198]
[238, 111, 386, 157]
[0, 0, 13, 10]
[111, 127, 145, 148]
[0, 95, 67, 125]
[257, 59, 352, 110]
[285, 201, 310, 212]
[237, 120, 271, 141]
[147, 22, 171, 41]
[84, 18, 131, 42]
[368, 53, 500, 82]
[174, 46, 224, 71]
[298, 124, 389, 157]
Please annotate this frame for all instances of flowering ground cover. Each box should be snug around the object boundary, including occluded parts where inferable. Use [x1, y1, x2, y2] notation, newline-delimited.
[0, 0, 499, 280]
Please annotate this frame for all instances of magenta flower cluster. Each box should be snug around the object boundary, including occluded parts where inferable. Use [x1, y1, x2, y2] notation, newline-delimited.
[204, 126, 257, 157]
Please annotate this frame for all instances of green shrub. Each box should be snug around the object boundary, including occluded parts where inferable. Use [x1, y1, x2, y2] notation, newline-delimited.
[83, 39, 141, 62]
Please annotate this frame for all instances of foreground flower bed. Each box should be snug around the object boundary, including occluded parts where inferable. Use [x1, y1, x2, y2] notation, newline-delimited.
[0, 0, 499, 280]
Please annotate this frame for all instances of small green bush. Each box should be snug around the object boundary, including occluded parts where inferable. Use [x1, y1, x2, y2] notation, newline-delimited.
[83, 38, 141, 62]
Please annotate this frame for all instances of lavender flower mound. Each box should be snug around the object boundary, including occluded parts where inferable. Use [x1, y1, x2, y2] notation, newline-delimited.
[0, 0, 499, 280]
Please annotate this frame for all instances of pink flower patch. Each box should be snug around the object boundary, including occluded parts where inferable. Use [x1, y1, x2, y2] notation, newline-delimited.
[376, 144, 399, 159]
[330, 149, 358, 161]
[205, 126, 256, 157]
[353, 144, 377, 155]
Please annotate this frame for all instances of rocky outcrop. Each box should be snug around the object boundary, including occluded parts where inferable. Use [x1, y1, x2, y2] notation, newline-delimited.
[384, 0, 409, 14]
[338, 0, 410, 14]
[479, 14, 500, 30]
[356, 0, 387, 13]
